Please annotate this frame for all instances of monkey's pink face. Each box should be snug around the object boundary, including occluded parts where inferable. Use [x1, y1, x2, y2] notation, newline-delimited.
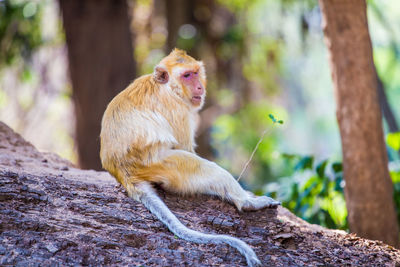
[180, 70, 205, 106]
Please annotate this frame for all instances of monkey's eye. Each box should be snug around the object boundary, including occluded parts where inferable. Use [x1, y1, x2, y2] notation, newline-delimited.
[183, 73, 191, 78]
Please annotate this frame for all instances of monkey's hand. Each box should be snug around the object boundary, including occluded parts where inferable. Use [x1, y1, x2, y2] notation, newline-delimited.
[241, 193, 281, 211]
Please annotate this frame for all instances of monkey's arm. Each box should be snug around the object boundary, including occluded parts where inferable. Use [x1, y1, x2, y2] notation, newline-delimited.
[134, 149, 280, 211]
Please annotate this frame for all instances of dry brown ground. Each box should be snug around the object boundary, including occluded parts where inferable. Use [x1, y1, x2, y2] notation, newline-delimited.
[0, 121, 399, 266]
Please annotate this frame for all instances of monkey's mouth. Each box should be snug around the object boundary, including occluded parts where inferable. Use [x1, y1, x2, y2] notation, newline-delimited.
[191, 96, 202, 105]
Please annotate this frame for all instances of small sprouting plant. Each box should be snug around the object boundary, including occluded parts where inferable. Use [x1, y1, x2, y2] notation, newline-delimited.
[237, 114, 284, 181]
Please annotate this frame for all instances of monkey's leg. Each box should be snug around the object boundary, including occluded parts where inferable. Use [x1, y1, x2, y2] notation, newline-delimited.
[147, 150, 280, 211]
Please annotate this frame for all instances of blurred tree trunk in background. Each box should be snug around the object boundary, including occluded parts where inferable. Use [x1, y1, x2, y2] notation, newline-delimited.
[164, 0, 213, 159]
[319, 0, 399, 247]
[368, 1, 400, 134]
[164, 0, 250, 160]
[376, 73, 399, 133]
[165, 0, 190, 53]
[376, 71, 400, 156]
[59, 0, 136, 170]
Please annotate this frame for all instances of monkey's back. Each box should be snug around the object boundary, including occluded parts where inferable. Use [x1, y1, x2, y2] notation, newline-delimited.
[100, 75, 178, 176]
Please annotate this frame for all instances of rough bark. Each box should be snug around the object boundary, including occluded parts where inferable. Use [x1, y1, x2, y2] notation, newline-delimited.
[1, 122, 400, 266]
[319, 0, 399, 247]
[59, 0, 136, 170]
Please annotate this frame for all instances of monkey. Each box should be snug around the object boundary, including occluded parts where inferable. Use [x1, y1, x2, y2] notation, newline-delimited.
[100, 49, 280, 267]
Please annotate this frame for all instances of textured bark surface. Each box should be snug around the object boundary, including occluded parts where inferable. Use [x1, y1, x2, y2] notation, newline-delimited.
[319, 0, 399, 247]
[1, 122, 400, 266]
[59, 0, 136, 170]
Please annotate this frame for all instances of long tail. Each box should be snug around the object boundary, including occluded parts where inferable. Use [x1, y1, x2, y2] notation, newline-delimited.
[135, 182, 261, 267]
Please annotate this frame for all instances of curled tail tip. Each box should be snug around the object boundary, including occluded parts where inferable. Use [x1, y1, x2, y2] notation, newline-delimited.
[243, 248, 261, 267]
[247, 256, 261, 267]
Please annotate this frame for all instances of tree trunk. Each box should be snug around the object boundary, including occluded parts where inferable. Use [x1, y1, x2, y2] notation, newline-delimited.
[59, 0, 136, 170]
[165, 0, 215, 159]
[165, 0, 191, 53]
[376, 72, 399, 133]
[319, 0, 399, 247]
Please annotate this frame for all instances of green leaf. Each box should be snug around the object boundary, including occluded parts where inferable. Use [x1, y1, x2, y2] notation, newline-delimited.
[278, 120, 284, 124]
[391, 171, 400, 183]
[281, 153, 297, 160]
[331, 162, 343, 173]
[334, 177, 344, 192]
[294, 156, 314, 171]
[268, 114, 276, 122]
[320, 179, 330, 196]
[387, 132, 400, 151]
[316, 160, 328, 178]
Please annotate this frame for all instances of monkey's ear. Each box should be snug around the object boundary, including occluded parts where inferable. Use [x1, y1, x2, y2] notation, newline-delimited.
[154, 66, 169, 84]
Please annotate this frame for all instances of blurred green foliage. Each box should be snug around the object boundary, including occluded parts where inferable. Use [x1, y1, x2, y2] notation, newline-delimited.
[387, 133, 400, 225]
[390, 171, 400, 225]
[392, 169, 400, 224]
[0, 0, 75, 163]
[262, 131, 400, 231]
[387, 132, 400, 152]
[265, 155, 348, 230]
[0, 0, 43, 68]
[211, 103, 288, 187]
[264, 152, 400, 231]
[208, 0, 400, 232]
[387, 132, 400, 166]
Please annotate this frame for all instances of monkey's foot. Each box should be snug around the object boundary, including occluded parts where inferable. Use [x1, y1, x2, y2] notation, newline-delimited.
[242, 195, 281, 211]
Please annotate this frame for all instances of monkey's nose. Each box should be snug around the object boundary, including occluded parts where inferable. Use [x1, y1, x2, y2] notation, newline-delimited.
[196, 86, 204, 94]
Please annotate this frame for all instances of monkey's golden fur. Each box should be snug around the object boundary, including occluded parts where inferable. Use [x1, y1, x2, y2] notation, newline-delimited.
[100, 49, 279, 267]
[101, 49, 206, 194]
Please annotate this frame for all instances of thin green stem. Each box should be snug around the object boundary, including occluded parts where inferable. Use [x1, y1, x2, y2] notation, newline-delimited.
[237, 127, 271, 182]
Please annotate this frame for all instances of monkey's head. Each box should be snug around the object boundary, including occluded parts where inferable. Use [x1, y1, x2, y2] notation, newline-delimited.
[153, 49, 206, 110]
